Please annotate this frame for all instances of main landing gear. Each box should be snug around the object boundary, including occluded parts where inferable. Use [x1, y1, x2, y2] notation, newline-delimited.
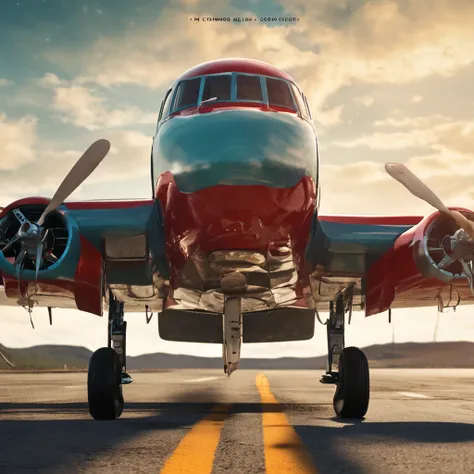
[88, 291, 133, 420]
[320, 289, 370, 418]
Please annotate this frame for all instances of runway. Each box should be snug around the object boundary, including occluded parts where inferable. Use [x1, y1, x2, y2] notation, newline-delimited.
[1, 369, 474, 473]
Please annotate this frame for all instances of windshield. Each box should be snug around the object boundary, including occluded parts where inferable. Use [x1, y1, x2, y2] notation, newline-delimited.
[202, 74, 231, 102]
[174, 77, 201, 109]
[170, 73, 303, 115]
[236, 74, 262, 101]
[266, 78, 295, 110]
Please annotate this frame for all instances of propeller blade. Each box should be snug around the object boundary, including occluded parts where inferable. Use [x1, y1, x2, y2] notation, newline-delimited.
[1, 234, 20, 253]
[35, 242, 43, 281]
[385, 163, 451, 215]
[44, 252, 59, 264]
[0, 349, 15, 368]
[37, 139, 111, 226]
[15, 249, 27, 282]
[385, 163, 474, 239]
[15, 249, 26, 269]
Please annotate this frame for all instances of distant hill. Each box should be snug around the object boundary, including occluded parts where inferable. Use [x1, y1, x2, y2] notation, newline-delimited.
[2, 341, 474, 371]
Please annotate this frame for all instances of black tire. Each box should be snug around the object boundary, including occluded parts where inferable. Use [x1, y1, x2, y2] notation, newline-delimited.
[333, 346, 370, 418]
[88, 347, 124, 420]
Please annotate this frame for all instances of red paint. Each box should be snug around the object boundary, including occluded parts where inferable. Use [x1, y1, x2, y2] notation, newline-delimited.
[1, 237, 103, 316]
[65, 200, 153, 210]
[366, 208, 474, 315]
[319, 215, 423, 226]
[0, 196, 153, 218]
[74, 236, 103, 316]
[0, 197, 51, 218]
[2, 274, 76, 304]
[156, 172, 316, 306]
[177, 58, 295, 83]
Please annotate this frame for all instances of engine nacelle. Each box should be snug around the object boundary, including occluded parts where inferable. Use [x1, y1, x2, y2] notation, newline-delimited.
[0, 198, 103, 315]
[410, 208, 474, 283]
[0, 199, 79, 279]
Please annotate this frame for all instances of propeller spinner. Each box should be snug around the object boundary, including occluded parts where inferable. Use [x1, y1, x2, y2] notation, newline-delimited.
[0, 139, 111, 280]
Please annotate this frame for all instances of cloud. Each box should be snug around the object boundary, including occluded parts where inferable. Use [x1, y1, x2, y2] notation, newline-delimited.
[287, 0, 474, 107]
[353, 96, 375, 107]
[40, 0, 474, 136]
[44, 81, 156, 130]
[6, 0, 474, 214]
[335, 119, 474, 159]
[373, 114, 449, 129]
[317, 105, 344, 127]
[37, 72, 63, 87]
[320, 148, 474, 216]
[0, 113, 152, 204]
[411, 95, 423, 103]
[333, 129, 438, 150]
[0, 114, 38, 171]
[0, 79, 13, 87]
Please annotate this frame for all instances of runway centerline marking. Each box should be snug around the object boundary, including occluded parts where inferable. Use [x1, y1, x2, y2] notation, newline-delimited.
[256, 374, 318, 474]
[397, 391, 432, 399]
[185, 377, 219, 383]
[160, 403, 230, 474]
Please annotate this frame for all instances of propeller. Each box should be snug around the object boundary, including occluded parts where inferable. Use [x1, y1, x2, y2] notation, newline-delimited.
[385, 163, 474, 239]
[0, 139, 111, 288]
[37, 139, 111, 226]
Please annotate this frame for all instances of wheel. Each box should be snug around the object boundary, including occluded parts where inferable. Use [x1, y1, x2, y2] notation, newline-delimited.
[333, 346, 370, 418]
[88, 347, 124, 420]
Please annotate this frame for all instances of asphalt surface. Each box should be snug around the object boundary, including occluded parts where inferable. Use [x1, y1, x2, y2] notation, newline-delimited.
[2, 369, 474, 473]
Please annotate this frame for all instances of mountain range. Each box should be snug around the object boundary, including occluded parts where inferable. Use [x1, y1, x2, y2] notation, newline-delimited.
[2, 341, 474, 370]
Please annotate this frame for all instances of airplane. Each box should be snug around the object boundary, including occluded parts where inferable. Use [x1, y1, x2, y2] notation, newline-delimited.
[1, 57, 474, 421]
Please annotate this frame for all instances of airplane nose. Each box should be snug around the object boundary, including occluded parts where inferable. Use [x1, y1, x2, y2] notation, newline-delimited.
[152, 108, 317, 192]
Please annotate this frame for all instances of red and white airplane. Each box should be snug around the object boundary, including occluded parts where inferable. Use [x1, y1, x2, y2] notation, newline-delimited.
[1, 58, 474, 420]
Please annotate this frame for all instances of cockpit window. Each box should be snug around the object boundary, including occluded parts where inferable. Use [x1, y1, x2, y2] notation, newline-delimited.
[266, 78, 295, 109]
[161, 89, 173, 120]
[302, 93, 312, 118]
[236, 74, 263, 101]
[202, 74, 231, 102]
[169, 73, 304, 115]
[174, 77, 201, 109]
[289, 83, 308, 119]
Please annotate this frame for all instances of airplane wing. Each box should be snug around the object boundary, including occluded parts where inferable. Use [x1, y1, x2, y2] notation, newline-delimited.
[0, 140, 168, 316]
[0, 197, 168, 315]
[308, 163, 474, 316]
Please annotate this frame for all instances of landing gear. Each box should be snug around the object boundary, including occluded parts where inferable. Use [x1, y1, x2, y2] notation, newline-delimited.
[88, 347, 123, 420]
[223, 297, 242, 376]
[320, 289, 370, 418]
[88, 291, 132, 420]
[333, 347, 370, 418]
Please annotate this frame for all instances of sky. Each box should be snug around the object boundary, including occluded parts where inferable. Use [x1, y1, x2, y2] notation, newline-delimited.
[1, 0, 474, 357]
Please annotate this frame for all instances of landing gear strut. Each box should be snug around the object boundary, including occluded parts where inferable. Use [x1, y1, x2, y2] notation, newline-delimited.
[320, 289, 370, 418]
[223, 297, 242, 376]
[88, 291, 133, 420]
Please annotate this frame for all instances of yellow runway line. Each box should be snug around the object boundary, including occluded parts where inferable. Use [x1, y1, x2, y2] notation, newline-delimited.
[160, 403, 230, 474]
[256, 374, 318, 474]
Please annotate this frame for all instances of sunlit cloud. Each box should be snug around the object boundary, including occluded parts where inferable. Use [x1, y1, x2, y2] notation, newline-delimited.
[0, 114, 38, 171]
[353, 96, 375, 107]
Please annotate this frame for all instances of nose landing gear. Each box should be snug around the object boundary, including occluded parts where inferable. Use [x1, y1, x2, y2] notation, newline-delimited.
[223, 297, 242, 376]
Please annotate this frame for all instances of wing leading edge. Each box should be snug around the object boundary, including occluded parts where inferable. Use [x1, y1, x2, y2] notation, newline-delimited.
[0, 198, 168, 315]
[307, 212, 474, 316]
